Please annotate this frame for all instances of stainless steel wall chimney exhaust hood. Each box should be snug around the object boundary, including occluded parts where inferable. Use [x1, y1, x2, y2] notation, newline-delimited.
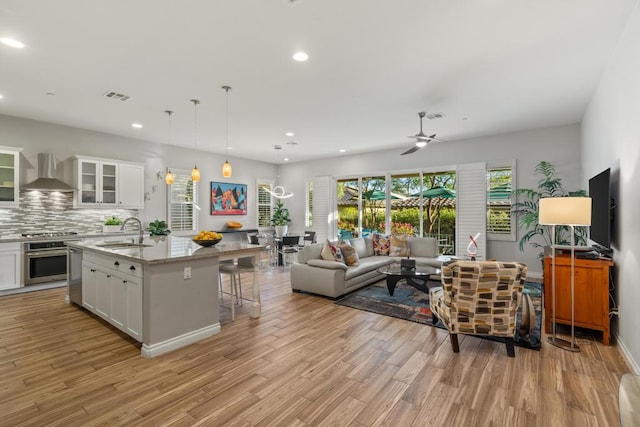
[21, 153, 75, 192]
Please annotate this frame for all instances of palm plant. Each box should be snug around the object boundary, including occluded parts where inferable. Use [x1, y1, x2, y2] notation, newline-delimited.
[513, 161, 587, 258]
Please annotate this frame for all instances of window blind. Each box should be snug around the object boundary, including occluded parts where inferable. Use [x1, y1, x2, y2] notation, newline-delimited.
[456, 163, 487, 260]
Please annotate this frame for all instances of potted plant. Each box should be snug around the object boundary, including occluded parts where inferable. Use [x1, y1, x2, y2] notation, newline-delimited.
[148, 219, 171, 236]
[103, 216, 123, 233]
[513, 161, 587, 260]
[271, 200, 291, 236]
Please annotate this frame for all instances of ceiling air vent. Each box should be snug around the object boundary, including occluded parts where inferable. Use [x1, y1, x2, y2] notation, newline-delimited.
[426, 112, 445, 120]
[103, 91, 131, 102]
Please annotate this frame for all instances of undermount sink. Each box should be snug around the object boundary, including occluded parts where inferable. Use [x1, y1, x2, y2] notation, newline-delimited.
[97, 242, 153, 248]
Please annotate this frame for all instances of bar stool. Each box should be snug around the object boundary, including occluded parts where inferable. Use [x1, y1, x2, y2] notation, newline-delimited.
[219, 257, 255, 321]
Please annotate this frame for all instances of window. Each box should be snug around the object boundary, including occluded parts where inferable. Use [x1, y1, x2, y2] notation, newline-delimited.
[487, 163, 516, 241]
[168, 171, 197, 235]
[257, 181, 273, 228]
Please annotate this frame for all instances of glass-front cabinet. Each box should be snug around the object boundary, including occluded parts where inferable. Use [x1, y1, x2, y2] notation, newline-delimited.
[0, 147, 21, 207]
[73, 156, 144, 208]
[74, 157, 118, 207]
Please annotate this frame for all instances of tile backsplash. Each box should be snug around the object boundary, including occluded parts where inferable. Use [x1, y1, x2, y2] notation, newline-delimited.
[0, 191, 137, 238]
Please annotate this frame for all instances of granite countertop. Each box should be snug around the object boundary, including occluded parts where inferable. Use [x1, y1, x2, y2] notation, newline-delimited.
[67, 236, 264, 265]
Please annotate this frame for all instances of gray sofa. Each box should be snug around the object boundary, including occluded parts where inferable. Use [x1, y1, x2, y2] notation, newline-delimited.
[290, 236, 445, 298]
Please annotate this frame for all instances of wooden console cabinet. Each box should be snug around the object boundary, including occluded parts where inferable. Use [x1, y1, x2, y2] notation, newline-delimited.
[544, 254, 614, 345]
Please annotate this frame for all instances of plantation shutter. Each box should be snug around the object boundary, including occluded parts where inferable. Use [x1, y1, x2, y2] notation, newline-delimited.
[257, 181, 273, 228]
[456, 163, 487, 260]
[310, 176, 333, 243]
[168, 172, 197, 235]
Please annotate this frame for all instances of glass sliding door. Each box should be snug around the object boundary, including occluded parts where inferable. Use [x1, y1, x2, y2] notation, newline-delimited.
[361, 176, 386, 235]
[389, 173, 420, 236]
[336, 178, 359, 239]
[420, 171, 456, 254]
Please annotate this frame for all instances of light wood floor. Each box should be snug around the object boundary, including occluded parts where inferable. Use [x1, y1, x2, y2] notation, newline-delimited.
[0, 268, 631, 426]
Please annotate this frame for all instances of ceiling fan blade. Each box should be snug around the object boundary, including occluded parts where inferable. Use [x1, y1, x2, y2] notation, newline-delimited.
[401, 145, 421, 155]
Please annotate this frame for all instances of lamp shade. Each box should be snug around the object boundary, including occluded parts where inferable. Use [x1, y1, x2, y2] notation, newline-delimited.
[191, 166, 200, 182]
[539, 197, 592, 226]
[165, 169, 175, 185]
[222, 161, 232, 178]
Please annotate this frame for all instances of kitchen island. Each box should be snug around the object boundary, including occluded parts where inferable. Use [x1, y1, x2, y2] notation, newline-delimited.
[67, 236, 264, 358]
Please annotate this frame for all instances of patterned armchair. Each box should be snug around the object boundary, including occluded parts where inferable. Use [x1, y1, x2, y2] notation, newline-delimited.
[429, 260, 527, 357]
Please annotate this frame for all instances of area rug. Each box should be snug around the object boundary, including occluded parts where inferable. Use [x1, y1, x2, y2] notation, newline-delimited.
[335, 280, 542, 350]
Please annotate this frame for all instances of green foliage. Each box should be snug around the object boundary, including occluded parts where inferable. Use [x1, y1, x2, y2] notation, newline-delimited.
[513, 161, 587, 258]
[148, 219, 171, 236]
[104, 216, 122, 225]
[271, 200, 291, 226]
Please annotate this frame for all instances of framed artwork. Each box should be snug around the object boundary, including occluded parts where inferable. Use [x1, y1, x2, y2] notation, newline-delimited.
[211, 182, 247, 215]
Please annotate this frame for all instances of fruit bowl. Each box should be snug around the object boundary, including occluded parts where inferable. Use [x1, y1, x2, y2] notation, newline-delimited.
[193, 238, 222, 247]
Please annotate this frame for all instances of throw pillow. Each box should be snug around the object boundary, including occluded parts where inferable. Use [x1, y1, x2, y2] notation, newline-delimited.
[372, 234, 390, 256]
[349, 237, 369, 259]
[338, 240, 360, 266]
[321, 239, 344, 263]
[389, 233, 411, 257]
[407, 237, 437, 257]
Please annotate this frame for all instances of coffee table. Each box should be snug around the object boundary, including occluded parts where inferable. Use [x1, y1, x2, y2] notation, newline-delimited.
[377, 263, 440, 296]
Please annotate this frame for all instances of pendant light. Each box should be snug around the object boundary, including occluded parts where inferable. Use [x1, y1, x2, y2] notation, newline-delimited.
[221, 85, 233, 178]
[164, 110, 175, 185]
[190, 99, 201, 182]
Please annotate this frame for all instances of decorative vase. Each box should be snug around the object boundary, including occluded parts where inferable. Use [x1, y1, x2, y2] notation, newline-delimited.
[275, 225, 288, 237]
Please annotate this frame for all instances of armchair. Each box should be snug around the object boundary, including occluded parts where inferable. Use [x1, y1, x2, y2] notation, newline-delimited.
[429, 260, 527, 357]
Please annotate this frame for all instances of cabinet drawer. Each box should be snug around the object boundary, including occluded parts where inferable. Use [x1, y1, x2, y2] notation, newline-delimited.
[84, 252, 142, 278]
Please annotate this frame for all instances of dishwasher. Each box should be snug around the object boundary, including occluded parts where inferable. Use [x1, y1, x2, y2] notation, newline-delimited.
[67, 247, 83, 305]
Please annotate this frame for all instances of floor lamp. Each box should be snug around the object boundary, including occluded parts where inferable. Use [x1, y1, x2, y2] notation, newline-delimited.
[539, 197, 591, 352]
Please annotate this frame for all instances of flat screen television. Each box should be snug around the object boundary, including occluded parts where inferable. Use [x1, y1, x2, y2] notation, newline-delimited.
[588, 168, 612, 250]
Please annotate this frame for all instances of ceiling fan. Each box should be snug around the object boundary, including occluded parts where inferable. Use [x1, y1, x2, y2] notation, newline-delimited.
[401, 112, 446, 155]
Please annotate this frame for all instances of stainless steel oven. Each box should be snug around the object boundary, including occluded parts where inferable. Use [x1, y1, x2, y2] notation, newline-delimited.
[23, 240, 69, 285]
[21, 232, 80, 286]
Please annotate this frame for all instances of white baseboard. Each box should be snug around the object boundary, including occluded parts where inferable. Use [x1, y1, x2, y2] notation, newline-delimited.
[141, 323, 221, 358]
[617, 334, 640, 375]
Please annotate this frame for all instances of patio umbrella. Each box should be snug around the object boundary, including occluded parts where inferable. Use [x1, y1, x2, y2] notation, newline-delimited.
[410, 186, 456, 199]
[362, 190, 406, 200]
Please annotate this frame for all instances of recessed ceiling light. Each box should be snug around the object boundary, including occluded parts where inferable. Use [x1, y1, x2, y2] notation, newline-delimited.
[293, 52, 308, 62]
[0, 37, 25, 48]
[132, 123, 143, 129]
[0, 94, 4, 99]
[339, 149, 346, 153]
[285, 132, 295, 137]
[284, 158, 289, 162]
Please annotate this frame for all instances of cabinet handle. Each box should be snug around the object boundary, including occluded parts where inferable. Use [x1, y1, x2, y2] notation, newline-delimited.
[123, 280, 128, 284]
[114, 261, 120, 266]
[106, 274, 111, 278]
[90, 269, 96, 272]
[130, 266, 136, 271]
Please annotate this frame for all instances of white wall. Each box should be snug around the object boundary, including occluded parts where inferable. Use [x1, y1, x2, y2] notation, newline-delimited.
[0, 114, 276, 231]
[582, 1, 640, 373]
[279, 124, 583, 276]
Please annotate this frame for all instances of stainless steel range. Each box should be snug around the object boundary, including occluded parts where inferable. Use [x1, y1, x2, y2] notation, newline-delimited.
[22, 232, 79, 285]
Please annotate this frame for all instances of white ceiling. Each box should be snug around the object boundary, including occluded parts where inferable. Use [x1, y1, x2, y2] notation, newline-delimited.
[0, 0, 636, 164]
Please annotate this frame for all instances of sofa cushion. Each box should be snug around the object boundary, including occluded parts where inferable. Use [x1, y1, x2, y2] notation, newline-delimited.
[389, 233, 411, 257]
[321, 240, 344, 263]
[307, 259, 349, 270]
[407, 237, 437, 258]
[344, 255, 394, 280]
[338, 240, 360, 266]
[349, 237, 369, 259]
[372, 234, 390, 256]
[302, 242, 323, 263]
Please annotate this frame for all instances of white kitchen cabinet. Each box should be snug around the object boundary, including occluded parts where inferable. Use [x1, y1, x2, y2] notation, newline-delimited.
[117, 163, 144, 209]
[82, 262, 97, 311]
[0, 242, 21, 290]
[0, 146, 21, 208]
[82, 252, 143, 341]
[73, 156, 144, 208]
